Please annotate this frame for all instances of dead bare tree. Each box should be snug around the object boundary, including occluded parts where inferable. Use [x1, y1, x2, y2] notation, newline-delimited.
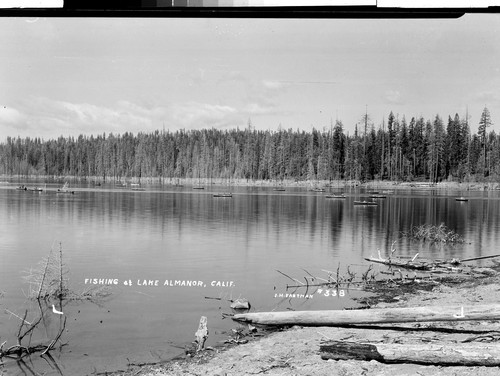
[23, 243, 69, 301]
[23, 242, 111, 304]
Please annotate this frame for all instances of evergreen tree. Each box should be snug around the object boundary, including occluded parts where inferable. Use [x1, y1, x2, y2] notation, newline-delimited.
[445, 114, 463, 179]
[427, 115, 445, 182]
[478, 107, 493, 176]
[332, 120, 345, 179]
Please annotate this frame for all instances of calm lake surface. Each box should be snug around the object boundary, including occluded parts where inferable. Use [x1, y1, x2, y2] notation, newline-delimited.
[1, 181, 500, 375]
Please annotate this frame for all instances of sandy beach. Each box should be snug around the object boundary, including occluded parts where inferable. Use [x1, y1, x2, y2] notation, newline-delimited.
[109, 261, 500, 376]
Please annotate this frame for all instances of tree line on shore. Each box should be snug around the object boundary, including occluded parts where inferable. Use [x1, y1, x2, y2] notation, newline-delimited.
[0, 108, 497, 183]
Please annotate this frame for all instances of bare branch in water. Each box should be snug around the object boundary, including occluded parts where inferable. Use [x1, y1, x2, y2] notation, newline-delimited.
[276, 270, 305, 285]
[402, 223, 467, 244]
[23, 243, 113, 304]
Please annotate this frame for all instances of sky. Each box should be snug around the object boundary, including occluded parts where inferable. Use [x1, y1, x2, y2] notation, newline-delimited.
[1, 14, 500, 140]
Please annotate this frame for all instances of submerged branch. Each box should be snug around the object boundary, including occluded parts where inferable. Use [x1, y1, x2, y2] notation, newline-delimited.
[276, 270, 305, 286]
[1, 311, 67, 360]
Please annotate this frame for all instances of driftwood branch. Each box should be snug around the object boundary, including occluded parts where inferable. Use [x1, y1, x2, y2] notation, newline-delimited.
[458, 254, 500, 263]
[18, 315, 43, 344]
[233, 304, 500, 326]
[38, 251, 52, 299]
[320, 340, 500, 366]
[0, 315, 66, 360]
[58, 242, 64, 298]
[42, 316, 67, 355]
[364, 256, 433, 271]
[276, 270, 305, 286]
[366, 251, 500, 272]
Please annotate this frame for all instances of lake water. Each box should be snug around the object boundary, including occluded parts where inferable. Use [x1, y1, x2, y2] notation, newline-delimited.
[1, 181, 500, 375]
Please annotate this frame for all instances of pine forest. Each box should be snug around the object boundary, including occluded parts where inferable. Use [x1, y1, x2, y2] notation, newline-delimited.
[1, 108, 497, 184]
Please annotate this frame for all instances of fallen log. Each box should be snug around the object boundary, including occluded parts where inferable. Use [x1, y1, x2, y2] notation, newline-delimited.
[320, 340, 500, 366]
[365, 253, 500, 271]
[364, 257, 434, 271]
[233, 304, 500, 326]
[456, 254, 500, 264]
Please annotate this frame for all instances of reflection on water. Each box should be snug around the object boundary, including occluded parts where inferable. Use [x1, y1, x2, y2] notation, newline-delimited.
[1, 185, 500, 374]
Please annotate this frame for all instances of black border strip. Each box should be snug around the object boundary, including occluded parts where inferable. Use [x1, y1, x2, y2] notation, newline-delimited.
[1, 1, 499, 17]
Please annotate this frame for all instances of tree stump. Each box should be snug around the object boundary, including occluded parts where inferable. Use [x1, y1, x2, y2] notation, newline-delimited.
[195, 316, 208, 352]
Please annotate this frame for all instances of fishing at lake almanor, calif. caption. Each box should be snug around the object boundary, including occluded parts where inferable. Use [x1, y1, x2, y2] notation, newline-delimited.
[84, 278, 235, 288]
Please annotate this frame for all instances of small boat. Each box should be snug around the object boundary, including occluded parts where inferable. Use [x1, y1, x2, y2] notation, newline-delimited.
[193, 186, 205, 190]
[370, 194, 387, 199]
[16, 185, 27, 191]
[213, 192, 232, 198]
[455, 196, 469, 202]
[325, 194, 345, 199]
[57, 182, 75, 194]
[273, 187, 286, 191]
[126, 182, 145, 191]
[354, 200, 377, 206]
[311, 188, 326, 192]
[28, 186, 44, 192]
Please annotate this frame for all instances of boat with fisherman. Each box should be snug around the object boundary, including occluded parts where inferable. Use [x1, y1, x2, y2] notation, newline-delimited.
[353, 200, 377, 206]
[213, 192, 233, 198]
[325, 194, 346, 199]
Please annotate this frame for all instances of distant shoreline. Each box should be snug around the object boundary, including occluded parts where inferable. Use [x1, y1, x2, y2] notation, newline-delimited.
[2, 175, 499, 191]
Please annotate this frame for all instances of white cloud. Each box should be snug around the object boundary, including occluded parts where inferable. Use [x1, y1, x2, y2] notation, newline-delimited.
[170, 102, 238, 129]
[242, 80, 287, 115]
[218, 70, 245, 84]
[243, 102, 277, 116]
[1, 97, 156, 139]
[0, 106, 24, 124]
[384, 89, 404, 105]
[474, 91, 500, 106]
[262, 80, 288, 90]
[1, 94, 289, 140]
